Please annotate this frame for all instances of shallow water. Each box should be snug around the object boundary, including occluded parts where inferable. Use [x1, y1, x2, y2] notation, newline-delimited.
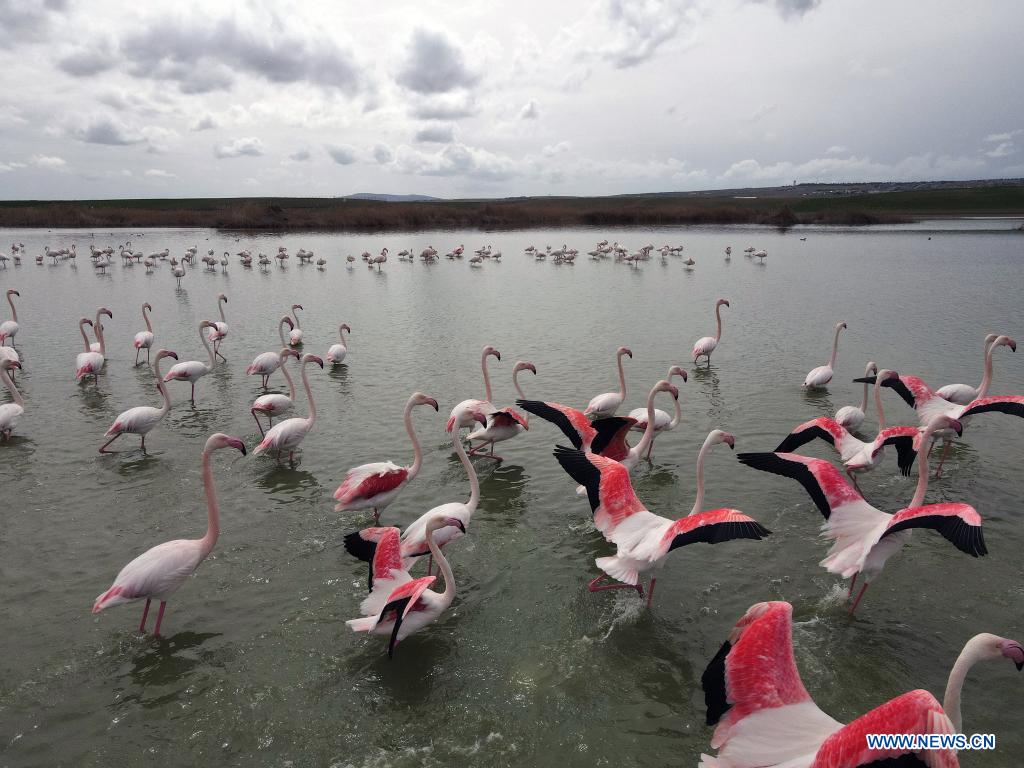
[1, 221, 1023, 767]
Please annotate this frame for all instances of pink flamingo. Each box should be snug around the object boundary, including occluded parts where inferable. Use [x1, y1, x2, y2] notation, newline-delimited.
[100, 349, 178, 452]
[516, 397, 636, 462]
[89, 306, 113, 353]
[738, 415, 986, 613]
[447, 345, 500, 434]
[371, 248, 388, 270]
[466, 361, 536, 461]
[287, 304, 304, 347]
[834, 360, 877, 430]
[326, 324, 351, 365]
[700, 601, 1022, 768]
[253, 353, 323, 464]
[803, 321, 846, 388]
[208, 293, 229, 362]
[132, 303, 154, 366]
[246, 316, 295, 388]
[75, 314, 109, 384]
[163, 320, 217, 405]
[936, 332, 1000, 404]
[0, 288, 20, 345]
[867, 335, 1018, 475]
[92, 433, 246, 636]
[334, 392, 439, 523]
[555, 429, 768, 606]
[627, 366, 687, 459]
[250, 349, 299, 437]
[345, 514, 464, 658]
[691, 298, 730, 365]
[347, 412, 480, 577]
[584, 346, 632, 417]
[0, 358, 24, 440]
[774, 369, 920, 485]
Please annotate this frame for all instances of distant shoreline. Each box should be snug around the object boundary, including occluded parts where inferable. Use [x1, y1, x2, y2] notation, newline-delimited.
[1, 184, 1022, 232]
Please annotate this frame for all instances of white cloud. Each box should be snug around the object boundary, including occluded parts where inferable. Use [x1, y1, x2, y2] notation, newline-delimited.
[326, 143, 357, 164]
[414, 124, 455, 143]
[373, 144, 394, 164]
[396, 28, 479, 94]
[214, 137, 264, 158]
[984, 142, 1015, 158]
[984, 129, 1021, 143]
[31, 154, 66, 168]
[826, 145, 849, 154]
[190, 114, 218, 132]
[520, 100, 540, 120]
[73, 116, 144, 146]
[144, 168, 176, 178]
[288, 148, 312, 162]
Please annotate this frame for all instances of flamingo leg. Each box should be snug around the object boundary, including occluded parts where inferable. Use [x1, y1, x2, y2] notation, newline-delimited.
[152, 601, 167, 636]
[427, 553, 433, 576]
[99, 433, 122, 453]
[646, 440, 654, 460]
[138, 598, 151, 632]
[588, 573, 644, 598]
[146, 347, 151, 364]
[252, 409, 266, 437]
[646, 578, 657, 607]
[373, 508, 380, 525]
[134, 347, 140, 366]
[140, 434, 147, 452]
[849, 583, 870, 614]
[847, 573, 859, 598]
[934, 440, 952, 478]
[190, 382, 196, 405]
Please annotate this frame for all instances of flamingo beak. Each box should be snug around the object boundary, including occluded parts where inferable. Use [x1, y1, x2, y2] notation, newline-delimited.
[446, 517, 467, 533]
[1009, 340, 1018, 352]
[669, 384, 679, 399]
[312, 356, 324, 368]
[723, 434, 736, 449]
[679, 370, 688, 383]
[426, 397, 439, 411]
[11, 361, 22, 370]
[228, 438, 247, 455]
[949, 419, 964, 437]
[1001, 640, 1024, 671]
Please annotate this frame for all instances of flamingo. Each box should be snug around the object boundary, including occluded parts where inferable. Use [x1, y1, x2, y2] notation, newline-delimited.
[774, 370, 920, 485]
[334, 392, 439, 523]
[246, 316, 294, 387]
[467, 361, 537, 460]
[327, 324, 351, 365]
[0, 289, 19, 346]
[250, 349, 300, 437]
[99, 350, 179, 452]
[132, 303, 154, 366]
[92, 433, 246, 636]
[171, 259, 185, 287]
[163, 321, 217, 405]
[253, 353, 323, 464]
[936, 332, 1001, 405]
[692, 299, 730, 365]
[738, 414, 986, 613]
[345, 514, 465, 658]
[447, 345, 501, 434]
[75, 312, 109, 383]
[287, 304, 304, 347]
[516, 396, 637, 462]
[803, 321, 846, 388]
[834, 360, 878, 430]
[628, 368, 687, 459]
[372, 248, 388, 270]
[584, 346, 632, 418]
[753, 249, 767, 262]
[699, 601, 1023, 768]
[0, 358, 25, 440]
[863, 335, 1018, 475]
[553, 430, 769, 605]
[208, 294, 229, 363]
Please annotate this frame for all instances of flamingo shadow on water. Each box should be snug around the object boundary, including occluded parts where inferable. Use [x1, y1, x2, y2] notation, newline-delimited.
[125, 631, 222, 682]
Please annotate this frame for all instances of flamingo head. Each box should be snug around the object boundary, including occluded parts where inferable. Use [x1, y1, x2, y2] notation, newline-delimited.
[483, 345, 500, 361]
[200, 320, 216, 330]
[617, 346, 633, 359]
[280, 348, 300, 360]
[205, 432, 247, 456]
[514, 361, 537, 376]
[865, 361, 878, 376]
[411, 392, 439, 411]
[7, 289, 18, 298]
[716, 298, 730, 308]
[668, 365, 688, 383]
[652, 379, 678, 400]
[427, 514, 467, 534]
[1, 359, 21, 371]
[218, 293, 227, 303]
[836, 321, 847, 331]
[143, 302, 152, 312]
[303, 354, 324, 369]
[999, 638, 1024, 671]
[155, 349, 178, 362]
[292, 303, 303, 312]
[340, 324, 352, 333]
[98, 307, 113, 320]
[281, 316, 294, 329]
[995, 335, 1017, 352]
[81, 317, 93, 328]
[710, 430, 735, 449]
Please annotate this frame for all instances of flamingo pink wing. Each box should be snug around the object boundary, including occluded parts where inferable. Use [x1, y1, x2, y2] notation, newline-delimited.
[882, 502, 986, 557]
[382, 575, 437, 620]
[811, 690, 957, 768]
[659, 509, 770, 557]
[959, 394, 1024, 419]
[737, 452, 864, 520]
[353, 468, 409, 501]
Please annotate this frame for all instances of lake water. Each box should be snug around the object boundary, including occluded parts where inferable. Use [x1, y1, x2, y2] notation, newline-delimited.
[1, 220, 1023, 767]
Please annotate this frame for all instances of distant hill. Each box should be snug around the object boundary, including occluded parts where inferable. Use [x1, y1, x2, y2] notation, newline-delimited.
[345, 193, 442, 202]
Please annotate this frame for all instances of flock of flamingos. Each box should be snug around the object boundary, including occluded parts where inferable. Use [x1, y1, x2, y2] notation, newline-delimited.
[1, 235, 1022, 767]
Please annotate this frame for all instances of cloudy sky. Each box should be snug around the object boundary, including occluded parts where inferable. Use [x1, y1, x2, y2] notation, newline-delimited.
[1, 0, 1022, 199]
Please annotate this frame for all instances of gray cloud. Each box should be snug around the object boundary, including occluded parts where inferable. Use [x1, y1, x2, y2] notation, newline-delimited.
[0, 0, 68, 44]
[604, 0, 690, 68]
[519, 100, 539, 120]
[119, 13, 362, 95]
[414, 124, 454, 143]
[214, 137, 263, 158]
[190, 114, 218, 132]
[74, 116, 144, 146]
[372, 144, 394, 164]
[326, 143, 357, 165]
[58, 49, 113, 76]
[767, 0, 822, 18]
[396, 28, 478, 94]
[289, 149, 312, 162]
[409, 94, 477, 120]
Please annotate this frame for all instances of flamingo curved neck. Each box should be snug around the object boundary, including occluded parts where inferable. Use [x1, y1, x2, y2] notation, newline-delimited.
[0, 367, 23, 407]
[943, 635, 992, 733]
[300, 360, 316, 424]
[154, 357, 171, 414]
[634, 386, 662, 458]
[874, 378, 887, 430]
[827, 327, 842, 368]
[513, 369, 528, 399]
[669, 388, 682, 429]
[451, 427, 480, 512]
[714, 303, 724, 342]
[292, 308, 301, 329]
[616, 353, 627, 399]
[7, 293, 16, 322]
[218, 301, 226, 323]
[79, 323, 91, 352]
[339, 326, 348, 345]
[690, 434, 715, 515]
[199, 325, 214, 369]
[859, 378, 870, 413]
[481, 351, 493, 402]
[199, 449, 221, 558]
[425, 525, 456, 603]
[143, 306, 152, 333]
[909, 425, 938, 507]
[977, 340, 997, 399]
[280, 358, 296, 400]
[406, 399, 424, 478]
[278, 319, 289, 347]
[94, 312, 107, 356]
